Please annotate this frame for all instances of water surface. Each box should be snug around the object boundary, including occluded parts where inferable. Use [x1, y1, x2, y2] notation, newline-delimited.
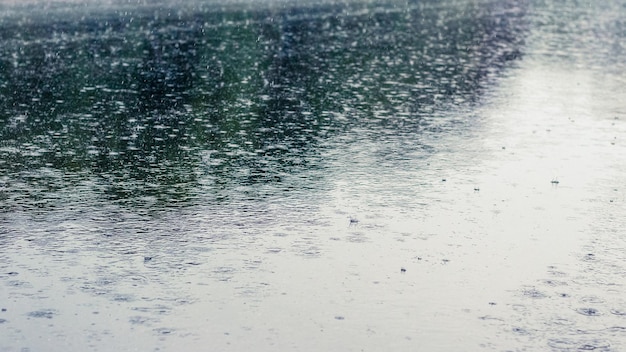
[1, 0, 625, 351]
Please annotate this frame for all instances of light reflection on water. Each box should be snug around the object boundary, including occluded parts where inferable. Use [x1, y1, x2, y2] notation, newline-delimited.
[1, 0, 626, 351]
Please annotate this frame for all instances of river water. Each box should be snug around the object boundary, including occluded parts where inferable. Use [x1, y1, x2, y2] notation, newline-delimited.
[1, 0, 625, 351]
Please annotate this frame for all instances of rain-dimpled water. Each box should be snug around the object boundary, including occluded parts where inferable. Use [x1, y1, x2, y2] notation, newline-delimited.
[1, 0, 625, 351]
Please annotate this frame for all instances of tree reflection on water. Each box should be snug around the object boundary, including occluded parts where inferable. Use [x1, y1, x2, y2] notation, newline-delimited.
[0, 0, 527, 209]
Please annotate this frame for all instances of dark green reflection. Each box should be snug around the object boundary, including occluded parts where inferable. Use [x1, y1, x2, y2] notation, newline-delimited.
[0, 0, 526, 210]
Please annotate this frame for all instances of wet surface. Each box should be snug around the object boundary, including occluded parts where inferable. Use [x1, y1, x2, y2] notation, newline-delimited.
[1, 0, 625, 351]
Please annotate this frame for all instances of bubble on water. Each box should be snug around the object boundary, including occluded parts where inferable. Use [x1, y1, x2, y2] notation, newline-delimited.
[112, 294, 135, 302]
[511, 327, 530, 335]
[610, 309, 626, 316]
[27, 309, 57, 319]
[131, 305, 171, 315]
[478, 315, 504, 322]
[541, 279, 567, 287]
[7, 280, 32, 288]
[576, 307, 602, 316]
[551, 317, 575, 326]
[579, 296, 604, 304]
[521, 287, 547, 299]
[548, 338, 611, 351]
[154, 327, 174, 335]
[583, 253, 596, 261]
[129, 316, 150, 325]
[547, 269, 568, 277]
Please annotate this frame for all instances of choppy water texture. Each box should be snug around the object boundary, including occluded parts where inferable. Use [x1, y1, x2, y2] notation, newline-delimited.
[1, 0, 625, 351]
